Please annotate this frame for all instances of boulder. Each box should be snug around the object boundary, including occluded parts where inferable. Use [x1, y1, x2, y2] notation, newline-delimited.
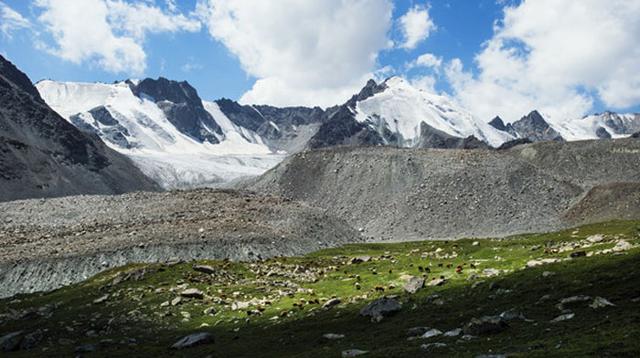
[0, 331, 23, 352]
[360, 297, 402, 322]
[403, 276, 425, 294]
[180, 288, 204, 299]
[193, 265, 216, 274]
[463, 316, 508, 336]
[171, 332, 214, 349]
[322, 298, 341, 310]
[342, 349, 368, 357]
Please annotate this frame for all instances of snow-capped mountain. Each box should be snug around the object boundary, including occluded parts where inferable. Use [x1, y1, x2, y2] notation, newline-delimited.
[490, 110, 640, 143]
[550, 112, 640, 140]
[36, 79, 284, 189]
[354, 77, 513, 147]
[308, 77, 514, 149]
[36, 74, 640, 189]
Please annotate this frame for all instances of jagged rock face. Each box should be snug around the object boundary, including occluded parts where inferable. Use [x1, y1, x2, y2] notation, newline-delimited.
[130, 78, 222, 143]
[416, 122, 489, 149]
[488, 116, 508, 132]
[308, 80, 390, 149]
[599, 111, 640, 135]
[0, 55, 159, 202]
[595, 127, 612, 139]
[510, 110, 563, 141]
[215, 99, 327, 152]
[70, 106, 135, 149]
[306, 105, 384, 148]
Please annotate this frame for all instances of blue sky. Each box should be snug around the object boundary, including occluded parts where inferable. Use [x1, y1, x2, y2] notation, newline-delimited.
[1, 0, 639, 121]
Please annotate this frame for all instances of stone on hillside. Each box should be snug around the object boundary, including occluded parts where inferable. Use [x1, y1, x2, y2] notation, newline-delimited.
[499, 309, 529, 321]
[342, 349, 368, 357]
[586, 235, 604, 243]
[483, 268, 500, 277]
[322, 298, 341, 310]
[526, 258, 561, 267]
[403, 276, 425, 294]
[171, 297, 182, 306]
[570, 251, 586, 258]
[171, 332, 214, 349]
[203, 307, 217, 316]
[551, 313, 575, 323]
[542, 271, 555, 278]
[1, 331, 23, 352]
[557, 295, 591, 310]
[421, 342, 447, 351]
[443, 328, 462, 337]
[93, 294, 109, 304]
[427, 278, 446, 286]
[193, 265, 216, 274]
[590, 297, 615, 309]
[420, 329, 442, 339]
[350, 256, 372, 264]
[463, 316, 508, 336]
[180, 288, 204, 299]
[613, 240, 633, 252]
[360, 297, 402, 322]
[322, 333, 345, 340]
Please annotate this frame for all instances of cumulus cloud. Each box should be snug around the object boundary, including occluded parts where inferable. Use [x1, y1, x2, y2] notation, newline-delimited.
[446, 0, 640, 122]
[197, 0, 393, 107]
[407, 52, 442, 71]
[34, 0, 201, 75]
[0, 1, 31, 38]
[398, 3, 435, 50]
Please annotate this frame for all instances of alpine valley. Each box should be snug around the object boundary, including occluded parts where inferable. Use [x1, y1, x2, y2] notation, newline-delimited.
[34, 72, 640, 189]
[2, 51, 640, 358]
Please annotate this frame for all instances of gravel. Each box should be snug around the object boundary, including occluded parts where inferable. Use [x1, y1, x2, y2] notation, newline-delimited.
[0, 189, 358, 298]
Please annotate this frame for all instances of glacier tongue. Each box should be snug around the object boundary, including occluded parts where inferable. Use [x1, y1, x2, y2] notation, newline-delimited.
[36, 80, 283, 189]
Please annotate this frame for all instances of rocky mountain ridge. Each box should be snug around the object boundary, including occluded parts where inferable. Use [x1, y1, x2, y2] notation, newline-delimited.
[0, 55, 159, 202]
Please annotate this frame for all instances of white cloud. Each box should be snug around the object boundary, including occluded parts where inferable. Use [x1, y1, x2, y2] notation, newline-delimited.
[34, 0, 201, 75]
[408, 52, 442, 70]
[0, 1, 31, 38]
[446, 0, 640, 122]
[107, 0, 200, 40]
[197, 0, 393, 107]
[398, 3, 435, 50]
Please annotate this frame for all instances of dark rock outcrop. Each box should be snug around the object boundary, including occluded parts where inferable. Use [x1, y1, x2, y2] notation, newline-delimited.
[416, 122, 489, 149]
[216, 99, 327, 152]
[130, 78, 222, 143]
[0, 55, 159, 202]
[509, 110, 563, 142]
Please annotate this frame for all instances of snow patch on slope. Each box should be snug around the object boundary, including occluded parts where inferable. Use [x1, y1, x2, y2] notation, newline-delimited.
[354, 77, 513, 147]
[547, 112, 640, 141]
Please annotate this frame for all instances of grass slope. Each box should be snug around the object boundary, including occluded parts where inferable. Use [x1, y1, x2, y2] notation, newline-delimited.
[1, 221, 640, 357]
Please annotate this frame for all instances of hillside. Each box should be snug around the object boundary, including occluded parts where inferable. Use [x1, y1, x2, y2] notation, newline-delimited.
[0, 56, 159, 202]
[1, 221, 638, 357]
[246, 138, 640, 241]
